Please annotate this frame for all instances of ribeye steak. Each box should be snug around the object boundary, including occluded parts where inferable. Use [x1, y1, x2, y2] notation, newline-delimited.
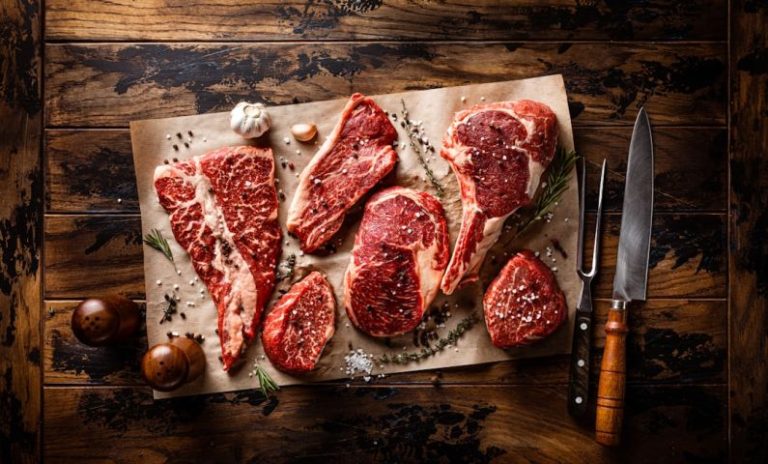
[287, 93, 398, 253]
[483, 250, 567, 348]
[440, 100, 558, 294]
[262, 271, 336, 374]
[154, 146, 281, 371]
[344, 187, 449, 337]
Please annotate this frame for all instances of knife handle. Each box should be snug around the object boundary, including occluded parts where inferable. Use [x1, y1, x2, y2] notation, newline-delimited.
[568, 305, 593, 418]
[595, 306, 628, 446]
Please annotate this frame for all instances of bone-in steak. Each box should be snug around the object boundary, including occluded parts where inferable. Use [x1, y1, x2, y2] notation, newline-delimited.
[344, 187, 449, 337]
[440, 100, 558, 294]
[483, 250, 567, 348]
[154, 146, 281, 371]
[262, 271, 336, 374]
[287, 93, 398, 253]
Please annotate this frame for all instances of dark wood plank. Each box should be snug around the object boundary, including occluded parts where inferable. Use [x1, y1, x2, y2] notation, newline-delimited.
[44, 0, 727, 42]
[44, 384, 727, 463]
[0, 0, 42, 463]
[43, 299, 726, 387]
[44, 42, 726, 128]
[44, 127, 727, 214]
[43, 213, 727, 300]
[729, 2, 768, 462]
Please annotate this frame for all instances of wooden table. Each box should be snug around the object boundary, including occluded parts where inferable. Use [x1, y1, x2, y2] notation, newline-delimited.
[1, 1, 766, 462]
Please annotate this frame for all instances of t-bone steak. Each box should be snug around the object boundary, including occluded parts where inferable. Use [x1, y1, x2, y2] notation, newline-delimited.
[439, 100, 558, 294]
[287, 93, 398, 253]
[344, 187, 449, 337]
[154, 146, 281, 371]
[483, 250, 567, 348]
[262, 271, 336, 374]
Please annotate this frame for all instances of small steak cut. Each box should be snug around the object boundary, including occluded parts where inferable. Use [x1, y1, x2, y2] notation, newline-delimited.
[440, 100, 558, 294]
[483, 250, 567, 348]
[154, 146, 281, 371]
[345, 187, 449, 337]
[262, 271, 336, 374]
[287, 93, 398, 253]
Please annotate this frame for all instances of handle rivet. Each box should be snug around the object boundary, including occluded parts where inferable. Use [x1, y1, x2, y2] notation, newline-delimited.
[577, 359, 585, 367]
[580, 322, 588, 331]
[575, 396, 583, 404]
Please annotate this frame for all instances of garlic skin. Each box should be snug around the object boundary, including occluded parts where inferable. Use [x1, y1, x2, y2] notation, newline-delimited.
[230, 102, 271, 139]
[290, 123, 318, 142]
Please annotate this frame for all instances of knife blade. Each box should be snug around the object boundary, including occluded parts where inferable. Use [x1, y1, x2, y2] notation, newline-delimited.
[595, 107, 654, 446]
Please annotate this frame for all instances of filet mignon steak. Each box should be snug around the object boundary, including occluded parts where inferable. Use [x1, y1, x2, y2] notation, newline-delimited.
[483, 250, 567, 348]
[154, 146, 281, 371]
[287, 93, 399, 253]
[440, 100, 558, 294]
[262, 271, 336, 374]
[344, 187, 450, 337]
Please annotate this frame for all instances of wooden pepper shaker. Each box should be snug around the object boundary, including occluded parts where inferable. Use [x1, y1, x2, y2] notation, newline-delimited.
[71, 295, 141, 346]
[141, 337, 206, 392]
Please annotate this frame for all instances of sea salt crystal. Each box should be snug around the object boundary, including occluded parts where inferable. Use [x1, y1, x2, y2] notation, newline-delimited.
[343, 349, 374, 378]
[283, 137, 291, 144]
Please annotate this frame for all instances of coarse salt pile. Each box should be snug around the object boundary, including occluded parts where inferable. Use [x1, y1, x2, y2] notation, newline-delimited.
[344, 348, 374, 379]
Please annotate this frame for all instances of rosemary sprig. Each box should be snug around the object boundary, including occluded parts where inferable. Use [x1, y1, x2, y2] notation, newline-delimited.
[379, 312, 479, 365]
[159, 293, 178, 324]
[143, 229, 174, 263]
[251, 363, 280, 397]
[515, 146, 579, 235]
[400, 99, 445, 198]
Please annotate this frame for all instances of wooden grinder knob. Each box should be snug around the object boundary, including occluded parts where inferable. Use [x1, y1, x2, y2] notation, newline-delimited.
[71, 295, 141, 346]
[142, 337, 206, 392]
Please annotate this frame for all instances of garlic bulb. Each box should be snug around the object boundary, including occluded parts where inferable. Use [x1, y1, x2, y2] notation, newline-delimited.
[230, 102, 271, 139]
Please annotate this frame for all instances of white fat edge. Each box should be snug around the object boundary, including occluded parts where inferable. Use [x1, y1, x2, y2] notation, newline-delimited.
[177, 158, 258, 358]
[464, 213, 508, 278]
[526, 155, 545, 199]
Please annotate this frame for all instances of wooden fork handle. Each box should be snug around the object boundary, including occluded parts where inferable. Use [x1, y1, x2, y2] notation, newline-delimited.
[595, 305, 628, 446]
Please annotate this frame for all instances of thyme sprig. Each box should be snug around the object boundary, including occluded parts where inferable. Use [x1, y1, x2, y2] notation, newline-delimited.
[251, 363, 280, 397]
[515, 146, 579, 235]
[400, 100, 445, 198]
[143, 229, 174, 263]
[379, 312, 479, 365]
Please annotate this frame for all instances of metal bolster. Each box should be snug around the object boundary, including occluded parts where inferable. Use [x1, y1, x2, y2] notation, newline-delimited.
[611, 300, 628, 310]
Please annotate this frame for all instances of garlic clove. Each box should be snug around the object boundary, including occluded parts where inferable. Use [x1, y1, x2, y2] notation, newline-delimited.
[291, 123, 318, 142]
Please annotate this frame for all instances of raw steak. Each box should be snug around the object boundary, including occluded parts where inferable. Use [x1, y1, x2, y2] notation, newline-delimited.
[262, 271, 336, 374]
[344, 187, 449, 337]
[154, 146, 281, 371]
[287, 93, 398, 253]
[483, 250, 567, 348]
[440, 100, 558, 294]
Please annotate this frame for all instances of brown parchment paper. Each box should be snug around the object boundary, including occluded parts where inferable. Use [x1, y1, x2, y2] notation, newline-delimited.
[131, 74, 579, 399]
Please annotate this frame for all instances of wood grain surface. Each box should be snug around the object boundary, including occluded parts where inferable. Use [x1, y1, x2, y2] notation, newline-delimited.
[0, 0, 758, 461]
[0, 0, 42, 463]
[44, 0, 727, 42]
[44, 42, 726, 127]
[729, 1, 768, 462]
[44, 384, 727, 463]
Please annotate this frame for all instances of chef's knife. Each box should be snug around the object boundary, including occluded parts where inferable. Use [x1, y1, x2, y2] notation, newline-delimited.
[595, 107, 654, 446]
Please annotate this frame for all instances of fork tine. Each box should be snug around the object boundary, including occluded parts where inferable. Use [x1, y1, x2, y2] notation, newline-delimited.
[588, 159, 608, 275]
[576, 155, 587, 271]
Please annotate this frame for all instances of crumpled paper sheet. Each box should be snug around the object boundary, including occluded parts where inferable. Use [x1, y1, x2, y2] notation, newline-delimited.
[131, 74, 579, 399]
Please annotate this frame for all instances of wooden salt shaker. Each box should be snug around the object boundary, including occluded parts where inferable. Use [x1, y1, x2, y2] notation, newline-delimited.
[141, 337, 206, 392]
[71, 295, 141, 346]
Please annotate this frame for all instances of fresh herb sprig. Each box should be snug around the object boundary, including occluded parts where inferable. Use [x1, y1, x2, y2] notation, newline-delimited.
[515, 146, 579, 235]
[144, 229, 174, 264]
[379, 312, 479, 365]
[251, 363, 280, 397]
[400, 100, 445, 198]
